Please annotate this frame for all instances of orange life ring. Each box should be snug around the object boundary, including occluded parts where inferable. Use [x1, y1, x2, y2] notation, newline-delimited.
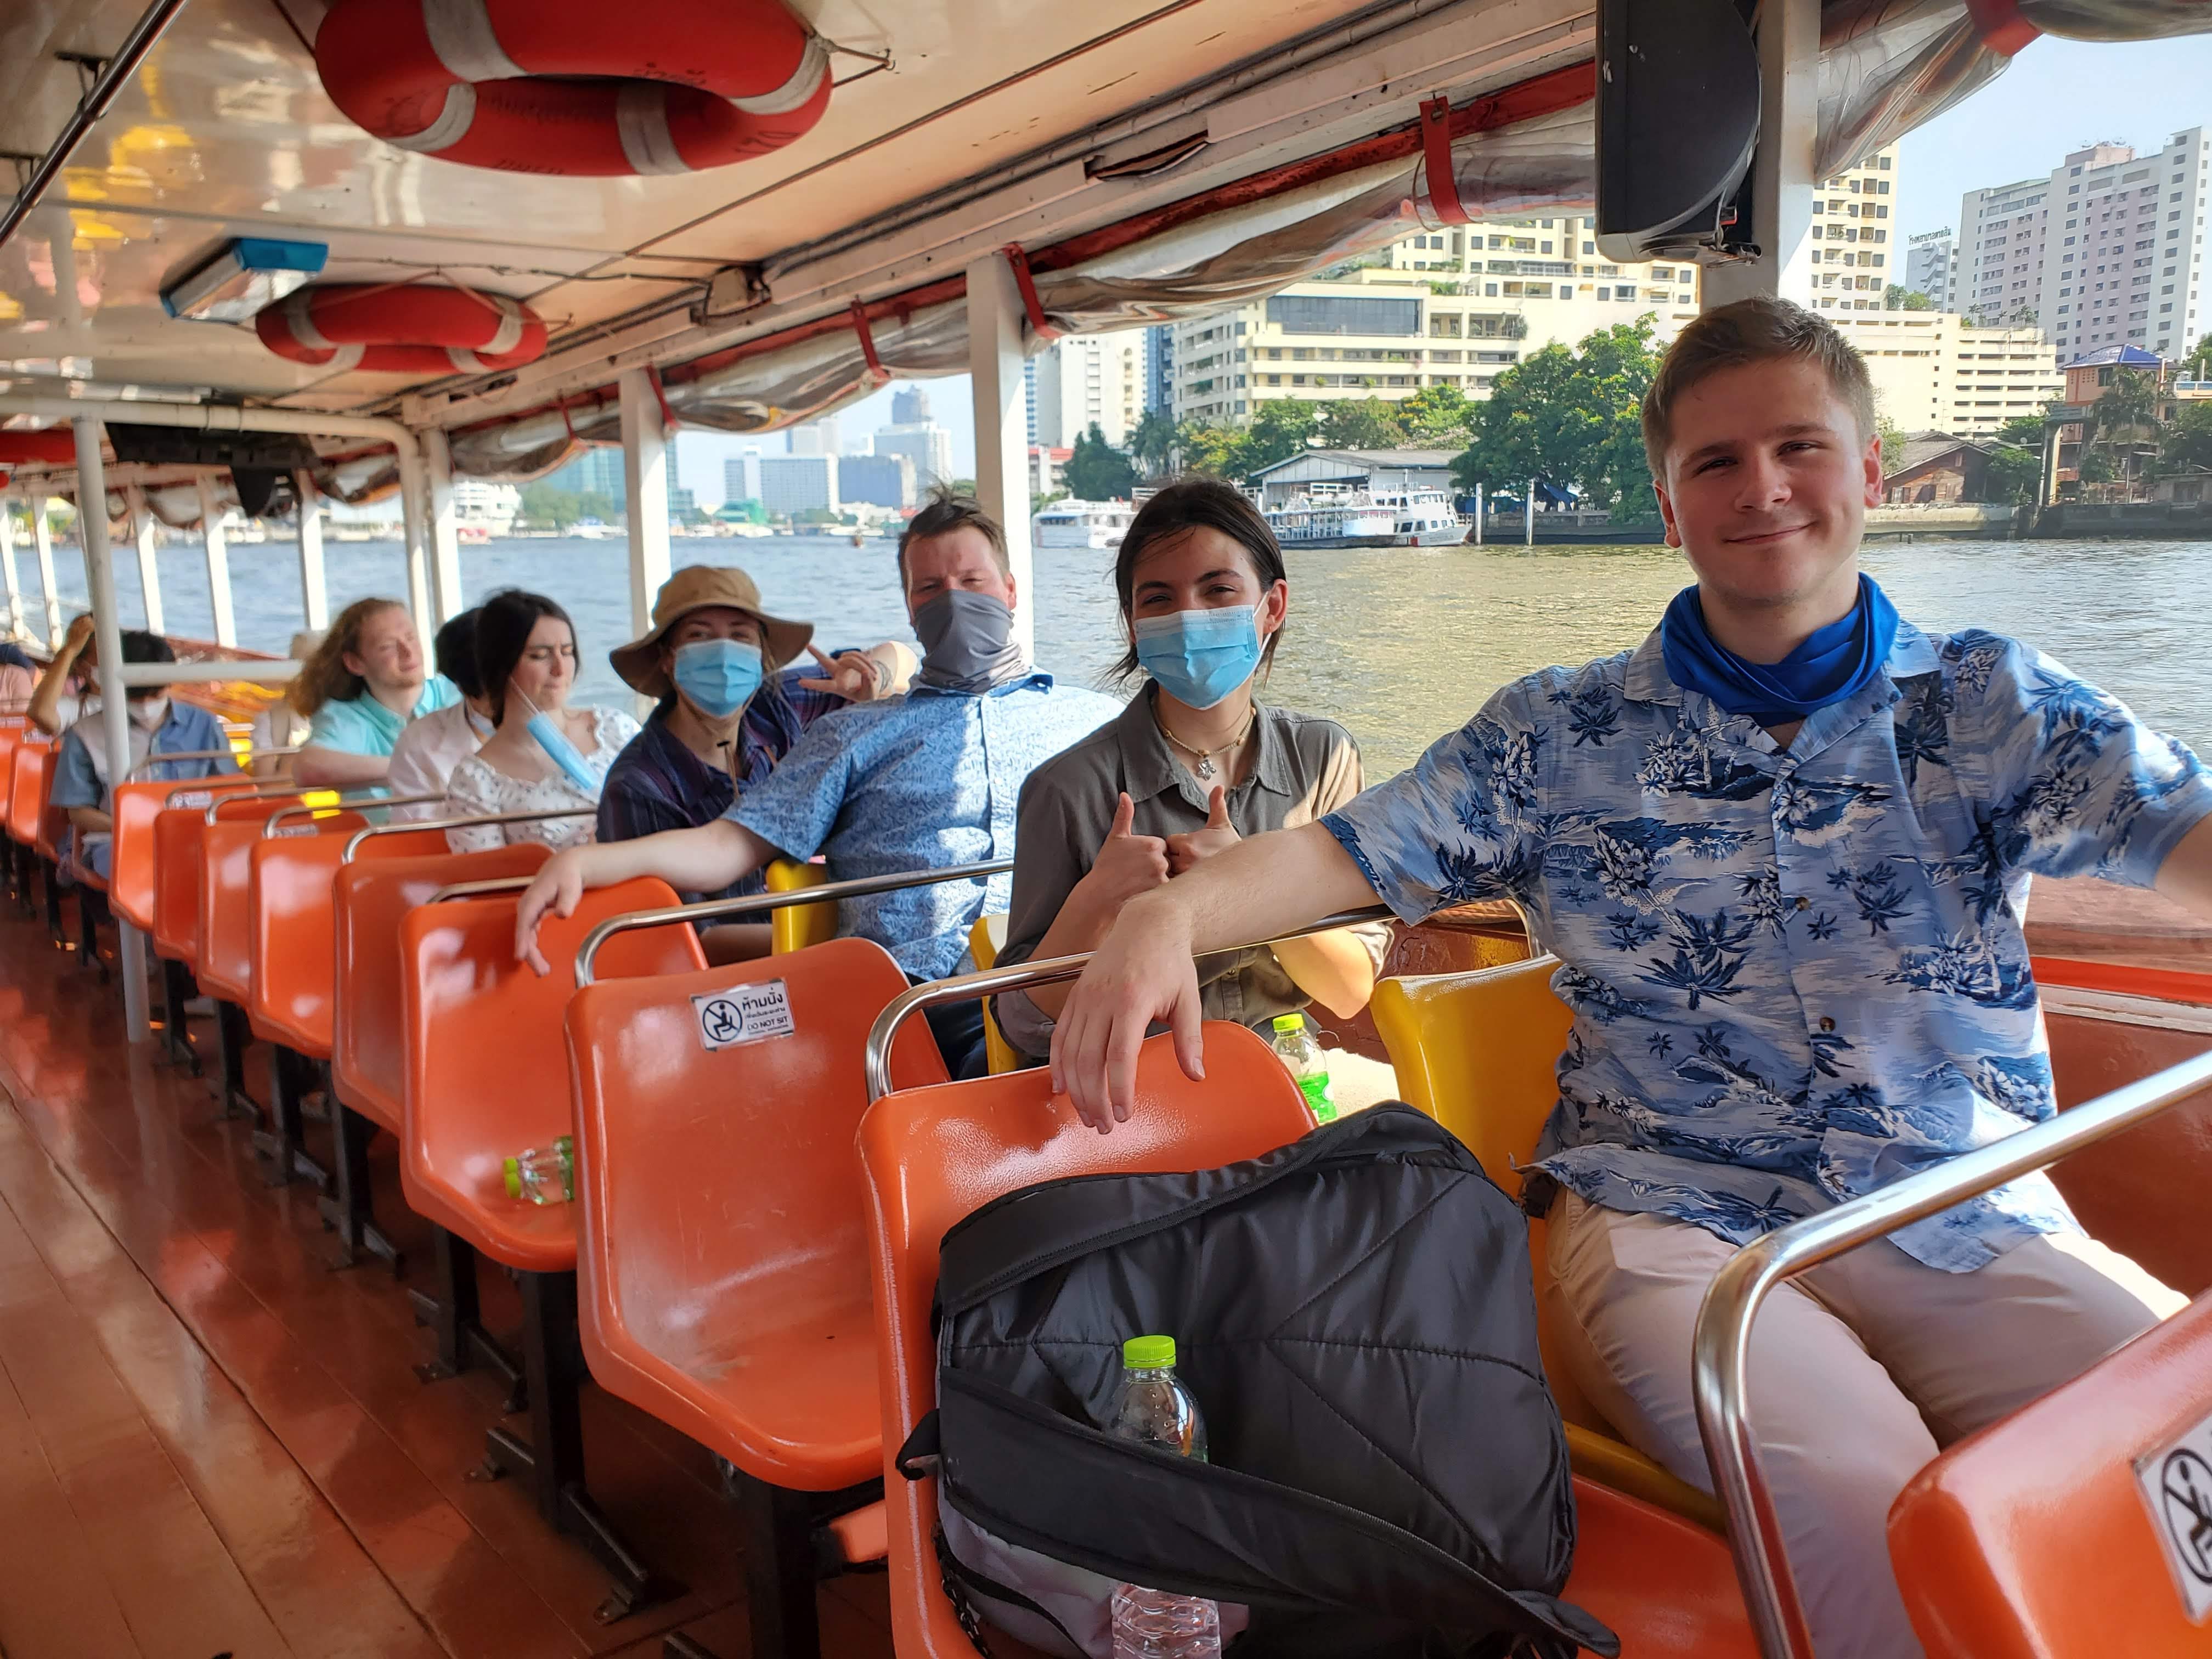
[314, 0, 831, 177]
[256, 285, 549, 376]
[0, 431, 80, 467]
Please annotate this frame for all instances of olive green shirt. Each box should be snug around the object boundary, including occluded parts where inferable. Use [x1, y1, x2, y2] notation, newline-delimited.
[995, 684, 1388, 1059]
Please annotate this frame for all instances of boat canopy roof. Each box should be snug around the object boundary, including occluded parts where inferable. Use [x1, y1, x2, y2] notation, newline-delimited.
[0, 0, 2205, 510]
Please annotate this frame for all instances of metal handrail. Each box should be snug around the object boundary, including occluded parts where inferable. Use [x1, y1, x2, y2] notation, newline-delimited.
[572, 858, 1014, 987]
[428, 876, 538, 904]
[163, 777, 261, 806]
[263, 792, 441, 836]
[861, 905, 1393, 1102]
[127, 746, 300, 777]
[205, 783, 326, 823]
[1691, 1045, 2212, 1659]
[341, 806, 595, 862]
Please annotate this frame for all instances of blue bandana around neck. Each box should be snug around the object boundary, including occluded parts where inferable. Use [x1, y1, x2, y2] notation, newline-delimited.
[1660, 574, 1900, 725]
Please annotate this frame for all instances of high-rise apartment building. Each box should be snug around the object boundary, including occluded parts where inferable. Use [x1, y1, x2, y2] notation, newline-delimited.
[891, 385, 931, 424]
[788, 415, 842, 456]
[723, 450, 763, 505]
[1144, 325, 1174, 416]
[1956, 129, 2209, 360]
[873, 421, 955, 490]
[1905, 230, 1956, 308]
[1032, 327, 1149, 447]
[758, 454, 838, 514]
[1807, 146, 1902, 313]
[838, 453, 917, 510]
[1170, 211, 1705, 426]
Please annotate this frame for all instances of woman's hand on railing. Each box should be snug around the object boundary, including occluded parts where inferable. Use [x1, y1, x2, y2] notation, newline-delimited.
[1048, 885, 1206, 1133]
[515, 847, 589, 976]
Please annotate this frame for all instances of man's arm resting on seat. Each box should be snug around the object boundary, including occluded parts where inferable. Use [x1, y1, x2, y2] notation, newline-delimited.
[2154, 812, 2212, 919]
[291, 745, 390, 788]
[1049, 821, 1379, 1131]
[512, 817, 778, 974]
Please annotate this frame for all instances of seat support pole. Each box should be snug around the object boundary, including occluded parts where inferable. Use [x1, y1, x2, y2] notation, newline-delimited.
[157, 957, 198, 1071]
[742, 1475, 822, 1659]
[410, 1227, 526, 1409]
[253, 1042, 330, 1188]
[475, 1269, 680, 1623]
[41, 855, 64, 943]
[319, 1101, 403, 1274]
[77, 884, 106, 981]
[209, 998, 256, 1121]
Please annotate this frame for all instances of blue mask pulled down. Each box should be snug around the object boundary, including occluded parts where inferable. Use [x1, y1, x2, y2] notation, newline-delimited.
[510, 684, 601, 793]
[1659, 575, 1900, 725]
[1133, 605, 1265, 710]
[671, 637, 764, 718]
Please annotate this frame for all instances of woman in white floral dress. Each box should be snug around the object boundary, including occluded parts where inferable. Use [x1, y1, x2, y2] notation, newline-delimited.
[443, 589, 640, 854]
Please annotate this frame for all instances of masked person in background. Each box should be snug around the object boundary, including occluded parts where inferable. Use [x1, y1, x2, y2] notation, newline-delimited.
[516, 493, 1120, 1074]
[387, 609, 495, 817]
[441, 590, 638, 854]
[49, 630, 238, 880]
[992, 479, 1395, 1104]
[596, 565, 915, 961]
[26, 612, 97, 736]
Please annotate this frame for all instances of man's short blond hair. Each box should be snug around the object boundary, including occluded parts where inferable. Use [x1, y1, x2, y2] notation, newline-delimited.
[1640, 296, 1877, 478]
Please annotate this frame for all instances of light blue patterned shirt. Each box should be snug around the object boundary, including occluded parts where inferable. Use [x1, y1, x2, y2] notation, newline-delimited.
[732, 672, 1121, 979]
[1323, 620, 2212, 1271]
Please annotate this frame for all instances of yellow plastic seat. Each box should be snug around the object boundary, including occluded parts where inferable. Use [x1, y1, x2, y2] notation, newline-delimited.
[765, 856, 837, 953]
[1372, 955, 1726, 1532]
[966, 910, 1019, 1075]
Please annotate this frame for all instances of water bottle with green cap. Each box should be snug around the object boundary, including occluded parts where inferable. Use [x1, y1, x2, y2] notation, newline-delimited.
[1270, 1011, 1336, 1122]
[503, 1134, 574, 1204]
[1105, 1334, 1220, 1656]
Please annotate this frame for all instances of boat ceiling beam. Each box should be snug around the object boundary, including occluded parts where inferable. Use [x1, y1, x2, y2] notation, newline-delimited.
[405, 0, 1594, 433]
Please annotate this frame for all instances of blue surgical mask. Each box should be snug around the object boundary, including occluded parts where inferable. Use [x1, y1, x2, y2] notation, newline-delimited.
[671, 637, 764, 718]
[1132, 605, 1265, 710]
[511, 684, 600, 793]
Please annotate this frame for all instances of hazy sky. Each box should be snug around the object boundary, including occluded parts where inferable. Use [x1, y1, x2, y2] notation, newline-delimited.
[1894, 33, 2212, 239]
[674, 33, 2212, 505]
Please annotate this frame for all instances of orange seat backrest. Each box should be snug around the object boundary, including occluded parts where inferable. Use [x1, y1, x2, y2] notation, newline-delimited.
[398, 879, 704, 1274]
[198, 802, 365, 1002]
[153, 803, 222, 964]
[330, 842, 553, 1135]
[29, 746, 67, 861]
[1889, 1293, 2212, 1658]
[5, 737, 49, 845]
[566, 936, 950, 1490]
[248, 822, 446, 1055]
[856, 1026, 1315, 1658]
[109, 775, 251, 932]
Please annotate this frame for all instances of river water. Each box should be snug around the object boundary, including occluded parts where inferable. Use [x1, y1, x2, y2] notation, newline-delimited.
[25, 532, 2208, 778]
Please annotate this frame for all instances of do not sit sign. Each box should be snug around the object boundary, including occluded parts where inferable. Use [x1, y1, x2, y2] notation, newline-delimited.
[691, 981, 797, 1051]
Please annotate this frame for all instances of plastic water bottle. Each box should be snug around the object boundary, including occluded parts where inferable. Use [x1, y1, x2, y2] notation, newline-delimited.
[1107, 1335, 1221, 1659]
[504, 1135, 574, 1204]
[1271, 1012, 1337, 1123]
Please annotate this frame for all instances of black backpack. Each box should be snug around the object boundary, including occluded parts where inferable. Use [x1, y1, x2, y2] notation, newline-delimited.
[898, 1104, 1620, 1658]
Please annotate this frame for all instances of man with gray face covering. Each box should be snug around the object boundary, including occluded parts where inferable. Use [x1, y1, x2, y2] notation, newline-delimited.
[511, 492, 1119, 1073]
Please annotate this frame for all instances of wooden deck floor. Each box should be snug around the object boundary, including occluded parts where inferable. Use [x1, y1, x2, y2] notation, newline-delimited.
[0, 894, 900, 1659]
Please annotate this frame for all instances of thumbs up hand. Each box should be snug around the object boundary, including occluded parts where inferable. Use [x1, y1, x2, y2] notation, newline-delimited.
[1165, 785, 1240, 876]
[1081, 791, 1171, 910]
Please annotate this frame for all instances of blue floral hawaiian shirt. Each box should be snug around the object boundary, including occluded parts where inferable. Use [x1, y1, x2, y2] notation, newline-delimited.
[731, 672, 1120, 980]
[1323, 620, 2212, 1271]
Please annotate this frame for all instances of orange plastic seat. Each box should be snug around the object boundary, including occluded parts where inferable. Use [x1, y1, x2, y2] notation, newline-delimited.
[568, 935, 949, 1656]
[1889, 1293, 2212, 1657]
[859, 1025, 1757, 1658]
[398, 876, 705, 1620]
[109, 774, 252, 933]
[331, 843, 552, 1137]
[6, 735, 50, 846]
[398, 876, 705, 1276]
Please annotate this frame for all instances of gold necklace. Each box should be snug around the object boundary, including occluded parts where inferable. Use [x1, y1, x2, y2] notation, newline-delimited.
[1154, 702, 1256, 782]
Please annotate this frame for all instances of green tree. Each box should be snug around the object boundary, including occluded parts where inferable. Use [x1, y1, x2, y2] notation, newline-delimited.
[1453, 318, 1665, 520]
[2089, 368, 2162, 495]
[1239, 399, 1323, 474]
[1127, 407, 1180, 479]
[1176, 424, 1251, 481]
[1396, 383, 1476, 448]
[1314, 397, 1407, 451]
[1991, 414, 2049, 450]
[1981, 444, 2042, 505]
[1062, 424, 1138, 500]
[1883, 284, 1934, 312]
[2182, 338, 2212, 381]
[2158, 400, 2212, 475]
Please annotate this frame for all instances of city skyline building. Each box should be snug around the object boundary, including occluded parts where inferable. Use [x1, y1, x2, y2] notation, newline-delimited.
[540, 445, 624, 500]
[1905, 229, 1957, 308]
[723, 449, 763, 506]
[838, 452, 917, 510]
[1955, 128, 2208, 360]
[788, 414, 842, 456]
[758, 454, 838, 514]
[1031, 326, 1149, 447]
[873, 420, 955, 490]
[1805, 146, 1901, 314]
[891, 385, 931, 424]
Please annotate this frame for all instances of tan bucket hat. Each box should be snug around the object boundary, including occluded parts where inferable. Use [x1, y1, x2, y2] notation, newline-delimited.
[609, 566, 814, 698]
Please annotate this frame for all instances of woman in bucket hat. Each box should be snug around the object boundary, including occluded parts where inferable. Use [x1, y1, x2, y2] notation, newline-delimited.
[597, 564, 913, 961]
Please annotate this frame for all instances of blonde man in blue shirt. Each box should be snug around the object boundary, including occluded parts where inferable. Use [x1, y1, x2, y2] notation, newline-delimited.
[515, 495, 1118, 1073]
[1046, 298, 2212, 1659]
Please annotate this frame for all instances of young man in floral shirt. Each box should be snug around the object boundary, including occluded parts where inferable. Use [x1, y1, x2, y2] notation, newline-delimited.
[1047, 297, 2212, 1658]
